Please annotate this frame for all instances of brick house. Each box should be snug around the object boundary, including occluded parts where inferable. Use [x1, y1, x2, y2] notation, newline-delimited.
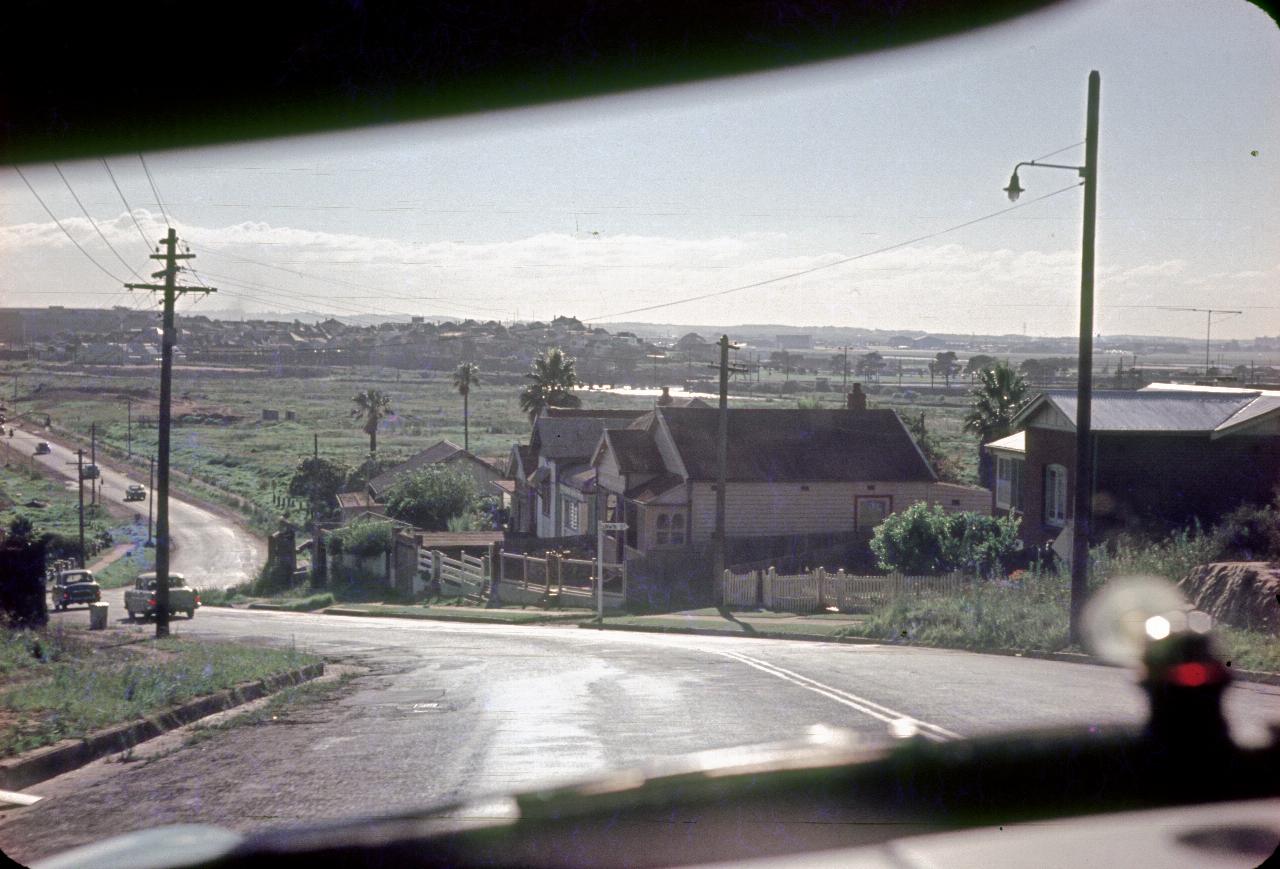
[990, 386, 1280, 548]
[591, 393, 990, 564]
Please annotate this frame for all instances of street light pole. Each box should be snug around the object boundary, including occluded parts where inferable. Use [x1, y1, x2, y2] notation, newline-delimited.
[1070, 70, 1101, 646]
[1004, 71, 1100, 644]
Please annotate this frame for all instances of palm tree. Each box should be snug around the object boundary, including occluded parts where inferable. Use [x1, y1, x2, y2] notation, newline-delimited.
[963, 362, 1028, 489]
[351, 388, 393, 456]
[519, 348, 581, 422]
[452, 362, 480, 451]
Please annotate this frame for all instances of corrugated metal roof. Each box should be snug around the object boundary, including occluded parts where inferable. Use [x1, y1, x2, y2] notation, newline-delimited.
[1019, 390, 1259, 433]
[1215, 395, 1280, 435]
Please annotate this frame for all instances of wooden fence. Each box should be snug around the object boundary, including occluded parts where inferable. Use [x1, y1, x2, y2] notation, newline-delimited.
[721, 568, 967, 613]
[420, 546, 626, 611]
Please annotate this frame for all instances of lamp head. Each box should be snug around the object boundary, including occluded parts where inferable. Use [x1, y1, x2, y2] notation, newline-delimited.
[1003, 169, 1024, 202]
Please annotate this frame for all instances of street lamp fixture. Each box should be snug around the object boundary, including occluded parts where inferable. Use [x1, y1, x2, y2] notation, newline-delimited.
[1004, 71, 1100, 646]
[1002, 161, 1086, 202]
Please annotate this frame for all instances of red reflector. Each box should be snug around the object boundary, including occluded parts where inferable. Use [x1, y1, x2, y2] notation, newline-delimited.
[148, 597, 156, 606]
[1167, 662, 1222, 687]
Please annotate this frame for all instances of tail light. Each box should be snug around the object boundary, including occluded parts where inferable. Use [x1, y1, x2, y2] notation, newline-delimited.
[195, 594, 201, 605]
[62, 593, 70, 601]
[148, 597, 156, 607]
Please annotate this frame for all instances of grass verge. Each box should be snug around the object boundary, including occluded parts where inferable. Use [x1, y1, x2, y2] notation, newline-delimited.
[0, 626, 320, 757]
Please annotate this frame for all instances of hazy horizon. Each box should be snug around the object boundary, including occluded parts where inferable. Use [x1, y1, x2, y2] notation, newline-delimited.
[2, 0, 1277, 339]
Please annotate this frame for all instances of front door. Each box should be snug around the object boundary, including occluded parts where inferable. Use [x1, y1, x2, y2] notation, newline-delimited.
[855, 496, 892, 531]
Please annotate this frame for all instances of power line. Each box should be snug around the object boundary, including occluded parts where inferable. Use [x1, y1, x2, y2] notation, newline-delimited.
[1031, 141, 1085, 163]
[101, 157, 155, 252]
[12, 164, 127, 285]
[586, 181, 1085, 322]
[139, 153, 171, 228]
[52, 162, 148, 282]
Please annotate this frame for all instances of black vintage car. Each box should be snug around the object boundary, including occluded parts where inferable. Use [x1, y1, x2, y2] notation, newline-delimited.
[49, 569, 102, 611]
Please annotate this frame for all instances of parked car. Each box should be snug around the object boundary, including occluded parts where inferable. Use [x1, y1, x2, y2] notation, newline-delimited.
[34, 441, 51, 455]
[124, 484, 147, 502]
[80, 463, 100, 480]
[49, 569, 102, 611]
[125, 572, 200, 620]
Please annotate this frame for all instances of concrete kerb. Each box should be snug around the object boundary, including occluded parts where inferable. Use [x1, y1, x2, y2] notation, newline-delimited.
[0, 662, 324, 792]
[577, 621, 1280, 687]
[323, 606, 581, 625]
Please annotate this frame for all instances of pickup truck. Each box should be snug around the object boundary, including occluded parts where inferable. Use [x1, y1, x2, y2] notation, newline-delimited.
[49, 569, 102, 611]
[125, 572, 200, 620]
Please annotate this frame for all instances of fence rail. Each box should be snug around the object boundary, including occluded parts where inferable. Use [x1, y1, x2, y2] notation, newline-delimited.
[719, 568, 967, 613]
[420, 546, 626, 611]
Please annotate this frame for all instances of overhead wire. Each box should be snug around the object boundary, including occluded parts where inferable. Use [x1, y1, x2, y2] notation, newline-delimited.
[101, 157, 157, 252]
[139, 153, 172, 229]
[11, 164, 128, 285]
[586, 181, 1085, 322]
[52, 162, 148, 283]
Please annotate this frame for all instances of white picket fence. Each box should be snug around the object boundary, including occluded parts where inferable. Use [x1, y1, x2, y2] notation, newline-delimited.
[721, 568, 967, 613]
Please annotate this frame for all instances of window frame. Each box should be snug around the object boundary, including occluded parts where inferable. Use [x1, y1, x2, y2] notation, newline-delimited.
[1044, 463, 1067, 527]
[995, 455, 1025, 511]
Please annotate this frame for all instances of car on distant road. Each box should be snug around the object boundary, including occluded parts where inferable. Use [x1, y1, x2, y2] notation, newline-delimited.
[80, 463, 100, 480]
[124, 483, 147, 501]
[49, 569, 102, 611]
[125, 572, 200, 620]
[34, 441, 51, 455]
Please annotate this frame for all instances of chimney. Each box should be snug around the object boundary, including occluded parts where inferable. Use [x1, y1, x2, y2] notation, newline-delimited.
[847, 384, 867, 411]
[656, 386, 673, 406]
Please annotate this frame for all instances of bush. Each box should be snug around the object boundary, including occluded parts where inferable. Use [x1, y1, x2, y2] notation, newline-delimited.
[1212, 503, 1280, 562]
[326, 518, 394, 558]
[871, 503, 1021, 576]
[384, 465, 480, 531]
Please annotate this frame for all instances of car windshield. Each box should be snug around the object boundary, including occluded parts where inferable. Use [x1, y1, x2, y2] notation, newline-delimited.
[1, 0, 1279, 865]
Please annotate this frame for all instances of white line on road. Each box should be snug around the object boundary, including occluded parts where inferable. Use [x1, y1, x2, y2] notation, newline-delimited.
[711, 648, 962, 742]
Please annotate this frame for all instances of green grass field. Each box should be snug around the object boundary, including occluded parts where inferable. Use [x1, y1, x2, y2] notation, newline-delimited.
[8, 363, 982, 534]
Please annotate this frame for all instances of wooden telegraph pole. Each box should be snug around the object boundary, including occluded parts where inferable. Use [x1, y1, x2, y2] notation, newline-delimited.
[708, 336, 747, 583]
[67, 450, 86, 568]
[126, 228, 215, 638]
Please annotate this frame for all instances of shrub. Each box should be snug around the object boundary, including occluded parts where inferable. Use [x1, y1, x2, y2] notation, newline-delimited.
[871, 503, 1021, 576]
[1212, 503, 1280, 562]
[326, 518, 394, 558]
[384, 465, 480, 531]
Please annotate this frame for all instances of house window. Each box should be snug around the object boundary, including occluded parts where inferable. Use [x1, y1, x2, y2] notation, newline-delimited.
[564, 499, 580, 533]
[654, 511, 685, 546]
[856, 496, 891, 530]
[1044, 464, 1067, 526]
[996, 456, 1025, 511]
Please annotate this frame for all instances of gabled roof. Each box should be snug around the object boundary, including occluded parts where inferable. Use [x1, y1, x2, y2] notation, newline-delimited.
[532, 409, 648, 461]
[367, 440, 492, 497]
[1011, 389, 1280, 436]
[625, 472, 685, 503]
[654, 407, 935, 483]
[602, 428, 665, 474]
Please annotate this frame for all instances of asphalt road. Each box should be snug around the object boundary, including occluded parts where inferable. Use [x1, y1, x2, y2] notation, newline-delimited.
[4, 603, 1280, 864]
[4, 423, 263, 589]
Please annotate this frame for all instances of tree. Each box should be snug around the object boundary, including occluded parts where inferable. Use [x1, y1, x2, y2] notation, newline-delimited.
[384, 465, 481, 531]
[452, 362, 481, 451]
[965, 354, 997, 376]
[905, 412, 962, 483]
[855, 351, 885, 383]
[287, 457, 350, 518]
[519, 348, 581, 422]
[963, 362, 1028, 489]
[932, 351, 959, 388]
[351, 388, 393, 456]
[870, 503, 1021, 576]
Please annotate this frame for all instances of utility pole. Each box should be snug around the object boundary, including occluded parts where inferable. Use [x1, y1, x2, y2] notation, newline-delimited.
[708, 336, 747, 583]
[67, 450, 86, 569]
[1069, 71, 1100, 645]
[90, 423, 97, 506]
[841, 346, 849, 392]
[1156, 307, 1243, 376]
[312, 433, 323, 588]
[147, 455, 155, 546]
[126, 228, 215, 638]
[126, 398, 132, 460]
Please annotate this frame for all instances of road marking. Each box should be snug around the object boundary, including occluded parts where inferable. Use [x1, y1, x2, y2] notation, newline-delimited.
[711, 648, 962, 742]
[0, 789, 42, 806]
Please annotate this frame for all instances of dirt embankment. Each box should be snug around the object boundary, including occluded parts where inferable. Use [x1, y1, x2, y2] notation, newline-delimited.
[1179, 562, 1280, 633]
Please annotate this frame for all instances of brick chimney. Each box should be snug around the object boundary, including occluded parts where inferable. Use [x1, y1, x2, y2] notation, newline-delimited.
[847, 383, 867, 411]
[656, 386, 673, 406]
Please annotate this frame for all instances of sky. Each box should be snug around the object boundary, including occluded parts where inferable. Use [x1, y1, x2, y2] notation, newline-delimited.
[1, 0, 1278, 339]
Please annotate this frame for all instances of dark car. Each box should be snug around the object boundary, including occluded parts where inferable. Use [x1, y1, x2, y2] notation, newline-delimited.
[49, 569, 102, 611]
[124, 484, 147, 501]
[34, 441, 51, 455]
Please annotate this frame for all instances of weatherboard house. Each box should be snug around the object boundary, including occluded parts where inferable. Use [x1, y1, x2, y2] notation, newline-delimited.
[986, 385, 1280, 547]
[590, 391, 991, 564]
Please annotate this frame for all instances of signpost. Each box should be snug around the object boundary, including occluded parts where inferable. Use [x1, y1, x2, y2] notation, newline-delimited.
[597, 521, 628, 621]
